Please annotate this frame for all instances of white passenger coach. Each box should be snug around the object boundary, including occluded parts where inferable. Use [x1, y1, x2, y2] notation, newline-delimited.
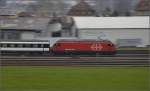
[0, 40, 50, 55]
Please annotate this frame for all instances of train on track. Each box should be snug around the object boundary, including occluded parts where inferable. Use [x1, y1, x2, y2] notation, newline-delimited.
[0, 39, 116, 56]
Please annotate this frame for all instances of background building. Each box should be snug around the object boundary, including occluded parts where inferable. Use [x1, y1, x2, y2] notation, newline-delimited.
[67, 0, 98, 16]
[0, 0, 6, 7]
[0, 17, 50, 40]
[135, 0, 149, 16]
[0, 16, 76, 40]
[73, 16, 150, 47]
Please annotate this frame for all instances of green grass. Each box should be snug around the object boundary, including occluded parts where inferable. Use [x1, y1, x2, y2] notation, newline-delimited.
[0, 67, 149, 91]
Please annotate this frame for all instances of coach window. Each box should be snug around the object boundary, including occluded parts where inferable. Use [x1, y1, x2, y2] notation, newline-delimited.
[0, 31, 4, 40]
[6, 44, 10, 47]
[38, 44, 42, 48]
[2, 44, 7, 47]
[0, 44, 3, 47]
[28, 44, 32, 48]
[0, 44, 4, 47]
[10, 44, 15, 47]
[18, 44, 23, 48]
[22, 44, 25, 48]
[29, 44, 33, 48]
[23, 44, 31, 48]
[23, 44, 26, 48]
[44, 44, 49, 48]
[29, 44, 32, 48]
[0, 44, 2, 47]
[33, 44, 38, 48]
[41, 44, 44, 48]
[14, 44, 18, 47]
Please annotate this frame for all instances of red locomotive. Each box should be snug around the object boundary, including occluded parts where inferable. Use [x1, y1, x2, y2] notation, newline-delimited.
[51, 39, 116, 55]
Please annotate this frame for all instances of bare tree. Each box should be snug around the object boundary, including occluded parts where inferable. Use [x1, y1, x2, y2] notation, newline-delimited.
[111, 10, 119, 16]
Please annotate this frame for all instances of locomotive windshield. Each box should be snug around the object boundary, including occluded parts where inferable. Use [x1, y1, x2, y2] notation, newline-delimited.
[54, 43, 61, 47]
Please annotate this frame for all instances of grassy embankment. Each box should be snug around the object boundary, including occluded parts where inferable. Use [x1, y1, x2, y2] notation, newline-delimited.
[0, 67, 149, 91]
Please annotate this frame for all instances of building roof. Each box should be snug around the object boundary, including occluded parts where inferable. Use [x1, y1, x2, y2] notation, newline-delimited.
[67, 0, 97, 16]
[136, 0, 149, 11]
[0, 17, 50, 31]
[73, 16, 149, 29]
[0, 8, 18, 16]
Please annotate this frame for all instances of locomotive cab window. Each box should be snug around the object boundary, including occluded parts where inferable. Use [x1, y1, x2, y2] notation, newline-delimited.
[108, 44, 114, 46]
[54, 44, 56, 46]
[54, 43, 61, 47]
[57, 43, 61, 47]
[55, 43, 61, 47]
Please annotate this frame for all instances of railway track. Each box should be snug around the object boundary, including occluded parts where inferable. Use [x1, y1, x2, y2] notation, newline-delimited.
[1, 56, 149, 67]
[1, 49, 149, 57]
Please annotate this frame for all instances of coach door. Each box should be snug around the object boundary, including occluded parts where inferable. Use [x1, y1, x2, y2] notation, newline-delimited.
[43, 43, 49, 52]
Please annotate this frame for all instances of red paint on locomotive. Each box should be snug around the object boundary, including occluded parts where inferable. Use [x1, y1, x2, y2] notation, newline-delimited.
[51, 39, 116, 55]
